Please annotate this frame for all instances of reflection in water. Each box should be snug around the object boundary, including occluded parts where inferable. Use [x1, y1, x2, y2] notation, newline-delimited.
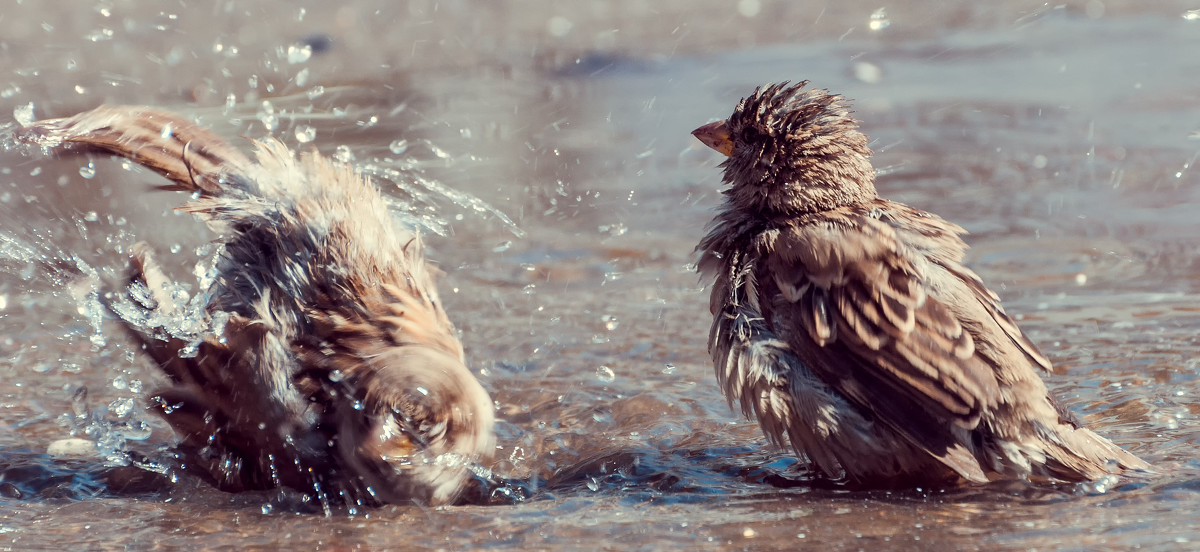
[0, 0, 1199, 549]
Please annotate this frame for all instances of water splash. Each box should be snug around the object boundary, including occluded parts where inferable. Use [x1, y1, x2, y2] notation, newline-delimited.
[361, 163, 524, 238]
[61, 386, 150, 468]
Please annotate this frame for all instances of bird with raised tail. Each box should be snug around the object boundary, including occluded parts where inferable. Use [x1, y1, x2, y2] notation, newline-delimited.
[691, 82, 1148, 486]
[21, 106, 495, 506]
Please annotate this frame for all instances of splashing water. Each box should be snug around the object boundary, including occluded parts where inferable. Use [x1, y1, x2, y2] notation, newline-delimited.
[362, 163, 524, 238]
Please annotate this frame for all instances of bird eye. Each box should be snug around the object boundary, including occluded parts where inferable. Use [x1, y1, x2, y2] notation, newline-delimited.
[741, 127, 767, 147]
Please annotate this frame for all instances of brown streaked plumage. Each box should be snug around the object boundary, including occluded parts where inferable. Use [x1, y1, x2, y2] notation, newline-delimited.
[692, 82, 1148, 485]
[21, 106, 495, 506]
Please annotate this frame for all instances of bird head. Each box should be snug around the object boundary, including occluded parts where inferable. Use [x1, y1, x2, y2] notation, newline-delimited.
[334, 346, 496, 506]
[693, 81, 878, 216]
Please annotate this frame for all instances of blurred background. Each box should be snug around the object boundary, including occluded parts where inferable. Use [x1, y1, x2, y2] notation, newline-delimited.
[1, 0, 1199, 549]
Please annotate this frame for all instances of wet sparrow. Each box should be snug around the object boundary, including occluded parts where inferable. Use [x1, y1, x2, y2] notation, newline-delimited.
[692, 82, 1147, 485]
[22, 106, 495, 506]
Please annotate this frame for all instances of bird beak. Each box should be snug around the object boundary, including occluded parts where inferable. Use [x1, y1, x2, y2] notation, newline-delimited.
[692, 120, 733, 156]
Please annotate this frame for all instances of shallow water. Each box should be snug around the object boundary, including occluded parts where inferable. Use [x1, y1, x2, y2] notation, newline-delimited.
[1, 0, 1200, 549]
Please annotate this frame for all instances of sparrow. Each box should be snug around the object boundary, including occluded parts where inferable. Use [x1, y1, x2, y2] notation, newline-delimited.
[691, 82, 1148, 485]
[21, 106, 495, 506]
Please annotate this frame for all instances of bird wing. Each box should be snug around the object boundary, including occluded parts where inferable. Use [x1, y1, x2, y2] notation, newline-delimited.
[759, 209, 1003, 431]
[875, 206, 1054, 374]
[935, 260, 1054, 373]
[100, 243, 322, 490]
[20, 105, 253, 196]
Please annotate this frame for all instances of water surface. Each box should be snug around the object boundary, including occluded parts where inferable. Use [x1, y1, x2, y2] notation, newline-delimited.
[1, 1, 1199, 549]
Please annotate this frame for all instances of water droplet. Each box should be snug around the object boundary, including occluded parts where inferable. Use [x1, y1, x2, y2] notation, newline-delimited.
[1184, 9, 1200, 20]
[71, 387, 90, 418]
[85, 28, 114, 42]
[160, 122, 173, 139]
[112, 375, 128, 390]
[294, 125, 316, 143]
[661, 364, 676, 375]
[328, 369, 344, 382]
[108, 397, 134, 417]
[492, 240, 512, 253]
[389, 139, 408, 155]
[307, 85, 325, 99]
[257, 100, 278, 131]
[122, 420, 153, 441]
[294, 67, 310, 87]
[598, 222, 627, 237]
[79, 163, 96, 179]
[586, 477, 599, 491]
[334, 145, 355, 163]
[869, 8, 891, 30]
[416, 386, 429, 396]
[13, 102, 34, 126]
[596, 365, 616, 383]
[178, 341, 200, 358]
[602, 315, 619, 331]
[286, 43, 313, 64]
